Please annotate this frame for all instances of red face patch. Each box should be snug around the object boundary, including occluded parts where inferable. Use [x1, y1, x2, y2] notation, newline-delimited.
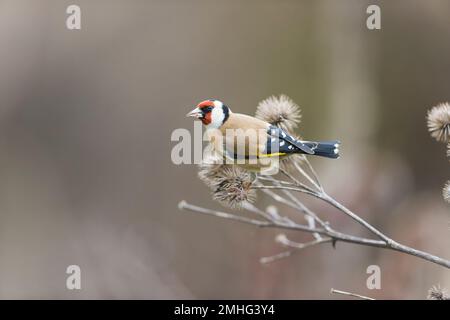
[201, 111, 212, 125]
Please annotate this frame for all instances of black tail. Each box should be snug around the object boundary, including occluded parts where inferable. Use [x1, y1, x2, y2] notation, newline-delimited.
[303, 140, 340, 159]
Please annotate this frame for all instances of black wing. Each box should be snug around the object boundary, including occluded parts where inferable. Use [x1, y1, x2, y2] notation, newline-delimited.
[266, 126, 315, 155]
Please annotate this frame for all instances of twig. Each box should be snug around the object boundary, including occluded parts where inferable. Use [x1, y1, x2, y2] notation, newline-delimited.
[330, 288, 375, 300]
[251, 185, 317, 197]
[302, 157, 324, 191]
[280, 168, 318, 195]
[276, 234, 332, 249]
[260, 236, 331, 264]
[182, 149, 450, 269]
[280, 189, 328, 228]
[178, 201, 272, 227]
[275, 168, 390, 242]
[256, 175, 328, 227]
[256, 175, 296, 186]
[179, 201, 325, 234]
[291, 159, 322, 191]
[318, 192, 391, 243]
[258, 187, 299, 210]
[277, 168, 450, 268]
[242, 202, 280, 222]
[179, 201, 388, 247]
[256, 176, 327, 240]
[260, 250, 293, 264]
[179, 200, 450, 268]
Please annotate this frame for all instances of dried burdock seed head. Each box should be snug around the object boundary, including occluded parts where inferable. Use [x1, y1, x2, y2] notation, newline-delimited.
[198, 153, 227, 187]
[427, 102, 450, 143]
[197, 153, 256, 208]
[210, 166, 256, 209]
[427, 285, 449, 300]
[256, 94, 301, 133]
[442, 181, 450, 204]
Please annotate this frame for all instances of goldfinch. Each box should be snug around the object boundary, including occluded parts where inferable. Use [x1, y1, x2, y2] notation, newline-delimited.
[187, 99, 340, 172]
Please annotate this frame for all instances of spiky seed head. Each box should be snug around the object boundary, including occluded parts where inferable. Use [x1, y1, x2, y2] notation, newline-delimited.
[442, 181, 450, 204]
[198, 154, 256, 208]
[210, 166, 256, 209]
[255, 94, 301, 133]
[198, 153, 227, 187]
[427, 102, 450, 143]
[427, 285, 449, 300]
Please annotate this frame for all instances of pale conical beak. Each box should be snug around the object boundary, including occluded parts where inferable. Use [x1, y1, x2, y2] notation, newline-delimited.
[186, 107, 202, 118]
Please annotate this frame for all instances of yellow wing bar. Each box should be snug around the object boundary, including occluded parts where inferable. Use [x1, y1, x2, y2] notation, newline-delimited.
[257, 152, 287, 158]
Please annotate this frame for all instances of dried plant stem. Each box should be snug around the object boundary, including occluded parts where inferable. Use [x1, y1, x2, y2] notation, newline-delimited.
[280, 168, 317, 194]
[260, 236, 332, 264]
[258, 177, 326, 240]
[256, 176, 296, 186]
[292, 160, 321, 191]
[261, 173, 389, 242]
[182, 202, 372, 242]
[318, 192, 390, 243]
[252, 184, 388, 240]
[330, 288, 375, 300]
[184, 143, 450, 269]
[271, 176, 450, 268]
[260, 250, 293, 264]
[180, 201, 383, 244]
[276, 234, 332, 249]
[178, 201, 271, 227]
[259, 187, 300, 211]
[179, 197, 450, 268]
[320, 193, 450, 268]
[257, 176, 327, 227]
[302, 158, 323, 191]
[280, 190, 327, 227]
[251, 185, 317, 197]
[268, 180, 450, 268]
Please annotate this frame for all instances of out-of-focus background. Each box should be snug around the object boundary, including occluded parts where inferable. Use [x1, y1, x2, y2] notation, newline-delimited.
[0, 0, 449, 299]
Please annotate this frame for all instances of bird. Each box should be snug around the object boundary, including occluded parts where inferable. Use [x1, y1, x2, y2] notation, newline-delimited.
[187, 99, 340, 172]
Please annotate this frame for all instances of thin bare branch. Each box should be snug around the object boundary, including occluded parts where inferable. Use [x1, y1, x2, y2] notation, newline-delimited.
[242, 202, 279, 222]
[291, 159, 322, 191]
[261, 236, 332, 264]
[276, 234, 332, 249]
[256, 175, 328, 227]
[256, 175, 296, 186]
[300, 157, 324, 191]
[179, 200, 450, 268]
[178, 201, 272, 227]
[260, 251, 293, 264]
[280, 168, 318, 195]
[259, 187, 299, 210]
[280, 189, 328, 228]
[251, 185, 317, 197]
[330, 288, 375, 300]
[179, 200, 327, 234]
[179, 201, 389, 247]
[317, 192, 390, 242]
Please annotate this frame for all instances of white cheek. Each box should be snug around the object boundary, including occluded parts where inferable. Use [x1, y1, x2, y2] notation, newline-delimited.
[209, 107, 225, 128]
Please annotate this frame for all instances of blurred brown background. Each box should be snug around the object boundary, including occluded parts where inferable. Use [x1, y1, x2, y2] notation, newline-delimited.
[0, 0, 449, 299]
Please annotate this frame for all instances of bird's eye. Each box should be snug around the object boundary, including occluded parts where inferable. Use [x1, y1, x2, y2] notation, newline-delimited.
[203, 106, 213, 112]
